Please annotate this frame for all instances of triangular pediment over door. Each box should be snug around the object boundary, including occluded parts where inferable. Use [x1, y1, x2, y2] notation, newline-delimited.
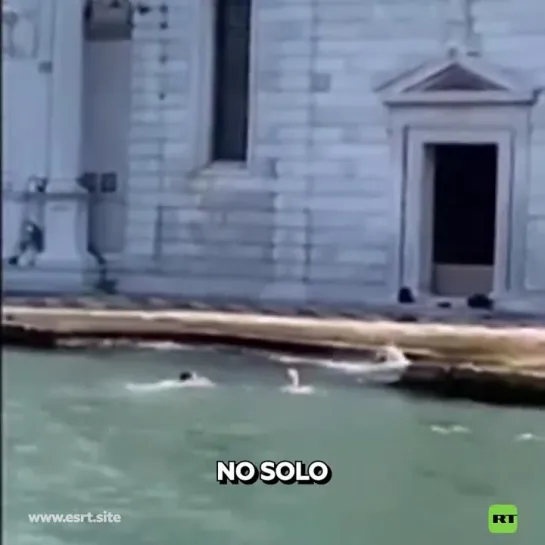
[375, 52, 537, 106]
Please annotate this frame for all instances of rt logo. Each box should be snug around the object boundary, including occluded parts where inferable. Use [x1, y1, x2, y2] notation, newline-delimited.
[488, 504, 518, 534]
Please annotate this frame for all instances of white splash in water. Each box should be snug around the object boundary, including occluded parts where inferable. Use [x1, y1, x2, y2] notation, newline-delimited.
[272, 355, 313, 365]
[270, 353, 375, 374]
[137, 342, 196, 351]
[281, 368, 315, 395]
[430, 424, 471, 435]
[125, 375, 215, 393]
[515, 433, 544, 442]
[269, 345, 410, 384]
[320, 345, 410, 384]
[450, 425, 470, 434]
[430, 425, 450, 435]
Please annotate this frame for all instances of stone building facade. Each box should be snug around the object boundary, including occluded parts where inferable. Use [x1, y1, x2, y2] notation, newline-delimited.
[2, 0, 545, 310]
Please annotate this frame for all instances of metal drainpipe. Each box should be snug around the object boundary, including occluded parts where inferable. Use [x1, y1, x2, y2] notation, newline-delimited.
[44, 0, 57, 200]
[303, 0, 318, 287]
[79, 174, 117, 293]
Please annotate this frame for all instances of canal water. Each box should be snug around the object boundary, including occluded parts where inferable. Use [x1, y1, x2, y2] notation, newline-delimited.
[3, 346, 544, 545]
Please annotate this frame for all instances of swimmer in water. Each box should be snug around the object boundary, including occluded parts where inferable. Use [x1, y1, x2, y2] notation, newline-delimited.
[178, 371, 195, 382]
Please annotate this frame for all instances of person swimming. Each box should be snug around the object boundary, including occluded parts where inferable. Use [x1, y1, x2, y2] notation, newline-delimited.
[281, 368, 315, 395]
[178, 371, 195, 382]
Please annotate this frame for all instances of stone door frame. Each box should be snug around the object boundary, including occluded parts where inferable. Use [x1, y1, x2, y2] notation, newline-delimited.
[375, 52, 536, 301]
[388, 109, 532, 302]
[403, 128, 512, 298]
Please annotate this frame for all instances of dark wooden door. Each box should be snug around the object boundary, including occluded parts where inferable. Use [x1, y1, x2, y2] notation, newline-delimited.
[433, 144, 498, 266]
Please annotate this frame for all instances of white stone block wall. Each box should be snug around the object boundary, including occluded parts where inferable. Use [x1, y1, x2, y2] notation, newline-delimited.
[119, 0, 545, 303]
[124, 0, 192, 260]
[476, 0, 545, 292]
[256, 0, 450, 303]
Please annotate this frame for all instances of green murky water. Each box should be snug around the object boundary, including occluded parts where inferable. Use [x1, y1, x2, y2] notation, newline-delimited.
[3, 347, 544, 544]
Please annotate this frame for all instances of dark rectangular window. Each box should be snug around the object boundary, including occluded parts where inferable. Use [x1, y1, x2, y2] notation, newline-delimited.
[212, 0, 251, 162]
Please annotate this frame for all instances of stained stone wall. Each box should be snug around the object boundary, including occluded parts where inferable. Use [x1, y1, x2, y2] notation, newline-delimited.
[475, 0, 545, 292]
[118, 0, 545, 304]
[157, 189, 275, 281]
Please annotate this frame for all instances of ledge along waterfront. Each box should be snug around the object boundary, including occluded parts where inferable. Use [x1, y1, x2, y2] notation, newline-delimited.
[3, 298, 545, 406]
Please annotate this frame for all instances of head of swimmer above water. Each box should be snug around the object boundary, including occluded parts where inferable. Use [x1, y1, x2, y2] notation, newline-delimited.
[179, 371, 194, 382]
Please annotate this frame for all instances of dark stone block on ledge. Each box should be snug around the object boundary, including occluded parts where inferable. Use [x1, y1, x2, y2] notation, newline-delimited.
[2, 323, 57, 349]
[395, 363, 545, 407]
[397, 314, 419, 323]
[467, 293, 494, 310]
[398, 287, 415, 304]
